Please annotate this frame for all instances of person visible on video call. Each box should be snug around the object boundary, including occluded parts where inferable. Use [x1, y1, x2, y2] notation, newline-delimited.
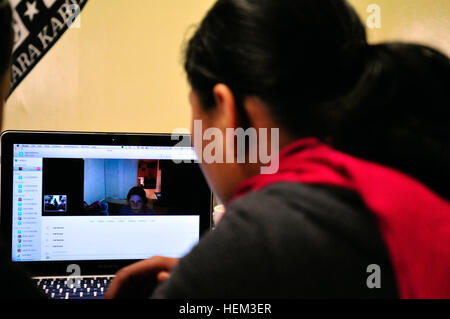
[44, 195, 66, 212]
[106, 0, 450, 299]
[119, 186, 153, 215]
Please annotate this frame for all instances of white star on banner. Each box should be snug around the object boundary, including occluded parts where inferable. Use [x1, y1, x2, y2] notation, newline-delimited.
[24, 1, 39, 21]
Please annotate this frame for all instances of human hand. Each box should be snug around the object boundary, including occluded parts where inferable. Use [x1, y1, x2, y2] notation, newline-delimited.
[105, 256, 179, 299]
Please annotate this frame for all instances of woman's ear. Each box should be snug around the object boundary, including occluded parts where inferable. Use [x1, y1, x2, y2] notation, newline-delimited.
[212, 84, 239, 130]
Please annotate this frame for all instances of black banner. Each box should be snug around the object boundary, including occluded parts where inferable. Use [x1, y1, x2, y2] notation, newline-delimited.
[8, 0, 88, 96]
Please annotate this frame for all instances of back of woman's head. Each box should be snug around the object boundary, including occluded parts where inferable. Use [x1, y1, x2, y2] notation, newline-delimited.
[331, 43, 450, 200]
[0, 0, 12, 77]
[185, 0, 367, 132]
[185, 0, 450, 199]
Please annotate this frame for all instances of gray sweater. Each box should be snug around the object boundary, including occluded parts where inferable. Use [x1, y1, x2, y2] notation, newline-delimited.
[152, 183, 398, 298]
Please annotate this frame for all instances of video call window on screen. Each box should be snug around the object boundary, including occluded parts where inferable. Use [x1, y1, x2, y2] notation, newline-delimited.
[43, 195, 67, 212]
[41, 157, 207, 217]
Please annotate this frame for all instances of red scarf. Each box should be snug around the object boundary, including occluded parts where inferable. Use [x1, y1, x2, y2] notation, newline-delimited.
[232, 138, 450, 299]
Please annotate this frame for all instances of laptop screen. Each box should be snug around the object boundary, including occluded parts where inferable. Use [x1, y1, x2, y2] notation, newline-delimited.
[11, 143, 206, 262]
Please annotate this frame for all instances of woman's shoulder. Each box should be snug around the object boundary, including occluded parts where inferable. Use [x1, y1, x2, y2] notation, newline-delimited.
[228, 182, 366, 220]
[226, 182, 386, 253]
[155, 182, 398, 298]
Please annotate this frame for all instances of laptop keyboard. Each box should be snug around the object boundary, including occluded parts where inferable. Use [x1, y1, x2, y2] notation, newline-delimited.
[33, 276, 115, 299]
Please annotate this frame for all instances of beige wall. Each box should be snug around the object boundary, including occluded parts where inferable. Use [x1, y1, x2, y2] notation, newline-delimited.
[3, 0, 215, 133]
[348, 0, 450, 53]
[2, 0, 449, 134]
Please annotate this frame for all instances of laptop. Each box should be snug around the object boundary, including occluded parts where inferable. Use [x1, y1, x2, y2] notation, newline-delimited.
[0, 131, 212, 299]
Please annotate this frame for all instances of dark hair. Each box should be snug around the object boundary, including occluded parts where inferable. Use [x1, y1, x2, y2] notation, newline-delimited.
[331, 43, 450, 200]
[127, 186, 148, 204]
[0, 0, 12, 77]
[184, 0, 450, 199]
